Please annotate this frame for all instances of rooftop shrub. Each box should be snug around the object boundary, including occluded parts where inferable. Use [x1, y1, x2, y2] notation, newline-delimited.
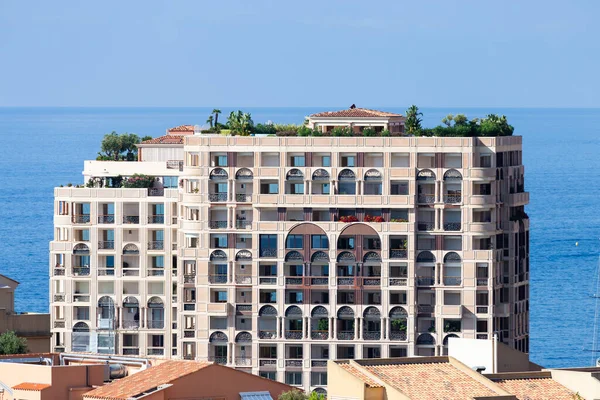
[122, 174, 156, 188]
[97, 132, 145, 161]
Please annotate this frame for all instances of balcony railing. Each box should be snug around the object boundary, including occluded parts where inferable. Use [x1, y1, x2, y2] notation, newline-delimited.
[147, 320, 164, 329]
[209, 274, 228, 284]
[147, 348, 165, 356]
[72, 214, 91, 224]
[363, 330, 381, 340]
[54, 320, 65, 328]
[236, 194, 252, 202]
[476, 278, 489, 286]
[476, 306, 489, 314]
[123, 215, 140, 224]
[97, 215, 115, 224]
[209, 193, 228, 202]
[416, 276, 435, 286]
[444, 194, 462, 204]
[443, 277, 462, 286]
[390, 249, 408, 259]
[444, 222, 461, 231]
[259, 359, 277, 367]
[476, 333, 489, 340]
[259, 276, 277, 285]
[184, 330, 195, 338]
[147, 268, 165, 277]
[417, 194, 435, 204]
[337, 277, 355, 286]
[184, 274, 196, 284]
[123, 347, 139, 355]
[72, 267, 90, 276]
[259, 330, 277, 339]
[389, 277, 407, 286]
[148, 215, 165, 224]
[122, 320, 140, 329]
[418, 222, 435, 231]
[148, 241, 164, 250]
[148, 188, 164, 196]
[337, 331, 355, 340]
[98, 241, 115, 250]
[285, 277, 303, 285]
[285, 359, 303, 367]
[184, 303, 196, 311]
[123, 269, 139, 277]
[210, 221, 228, 229]
[285, 330, 302, 340]
[166, 160, 184, 171]
[362, 277, 381, 286]
[98, 268, 115, 276]
[54, 268, 65, 276]
[311, 330, 329, 340]
[235, 274, 252, 284]
[417, 305, 434, 313]
[311, 277, 329, 285]
[311, 359, 328, 368]
[260, 248, 277, 258]
[389, 331, 407, 340]
[236, 357, 252, 366]
[236, 220, 252, 229]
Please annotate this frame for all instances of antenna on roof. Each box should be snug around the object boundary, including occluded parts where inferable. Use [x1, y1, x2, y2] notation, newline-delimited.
[350, 104, 356, 109]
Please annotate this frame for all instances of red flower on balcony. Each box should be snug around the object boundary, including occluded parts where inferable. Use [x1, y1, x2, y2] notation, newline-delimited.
[339, 215, 359, 223]
[364, 215, 385, 223]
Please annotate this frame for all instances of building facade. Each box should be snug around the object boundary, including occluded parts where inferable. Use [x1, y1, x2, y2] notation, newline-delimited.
[50, 109, 529, 395]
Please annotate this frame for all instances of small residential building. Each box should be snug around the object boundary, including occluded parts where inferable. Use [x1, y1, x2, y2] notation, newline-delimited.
[0, 275, 50, 353]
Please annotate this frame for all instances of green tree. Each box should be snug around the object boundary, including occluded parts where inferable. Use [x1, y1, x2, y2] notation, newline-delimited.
[120, 133, 141, 160]
[442, 114, 454, 127]
[100, 131, 123, 160]
[212, 109, 222, 127]
[227, 110, 254, 136]
[453, 114, 468, 126]
[206, 115, 214, 129]
[141, 135, 153, 142]
[405, 105, 423, 135]
[308, 392, 325, 400]
[278, 390, 307, 400]
[0, 331, 27, 355]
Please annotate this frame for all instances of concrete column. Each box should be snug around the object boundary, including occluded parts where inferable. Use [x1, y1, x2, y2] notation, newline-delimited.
[231, 342, 235, 365]
[328, 316, 333, 339]
[118, 306, 122, 329]
[229, 261, 234, 283]
[333, 317, 337, 339]
[355, 317, 360, 339]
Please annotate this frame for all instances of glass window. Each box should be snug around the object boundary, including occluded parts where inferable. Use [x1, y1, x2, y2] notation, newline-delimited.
[341, 156, 355, 167]
[216, 155, 227, 167]
[291, 156, 305, 167]
[322, 183, 330, 195]
[153, 256, 164, 268]
[311, 235, 329, 249]
[260, 234, 277, 250]
[82, 230, 90, 241]
[322, 155, 331, 167]
[216, 183, 228, 193]
[260, 371, 276, 380]
[391, 181, 409, 195]
[106, 256, 115, 268]
[163, 176, 178, 188]
[338, 182, 356, 195]
[338, 237, 355, 249]
[261, 182, 279, 194]
[286, 372, 303, 385]
[216, 291, 227, 302]
[290, 183, 304, 194]
[286, 234, 303, 248]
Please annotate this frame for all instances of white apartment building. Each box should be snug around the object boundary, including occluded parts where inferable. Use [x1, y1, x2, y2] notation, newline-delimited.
[50, 109, 529, 395]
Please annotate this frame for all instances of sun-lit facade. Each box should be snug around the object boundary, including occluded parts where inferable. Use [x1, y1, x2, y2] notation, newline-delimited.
[50, 109, 529, 395]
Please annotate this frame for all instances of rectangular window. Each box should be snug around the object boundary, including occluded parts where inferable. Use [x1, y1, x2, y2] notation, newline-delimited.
[341, 156, 355, 167]
[260, 234, 277, 257]
[286, 235, 303, 249]
[480, 154, 492, 168]
[322, 183, 330, 195]
[106, 256, 115, 268]
[322, 155, 331, 167]
[311, 235, 329, 249]
[290, 183, 304, 194]
[152, 256, 164, 268]
[216, 155, 227, 167]
[216, 183, 227, 193]
[286, 372, 303, 385]
[260, 371, 276, 380]
[261, 182, 279, 194]
[58, 201, 69, 215]
[162, 176, 178, 188]
[291, 156, 305, 167]
[391, 181, 409, 195]
[338, 182, 356, 195]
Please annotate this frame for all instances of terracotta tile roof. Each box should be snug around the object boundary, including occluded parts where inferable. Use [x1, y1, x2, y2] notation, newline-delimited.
[310, 108, 403, 118]
[168, 125, 195, 133]
[84, 360, 211, 399]
[139, 134, 185, 145]
[13, 382, 51, 391]
[338, 363, 382, 388]
[361, 361, 500, 399]
[494, 377, 574, 400]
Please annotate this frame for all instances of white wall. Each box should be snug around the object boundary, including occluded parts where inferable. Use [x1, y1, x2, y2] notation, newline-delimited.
[448, 337, 495, 374]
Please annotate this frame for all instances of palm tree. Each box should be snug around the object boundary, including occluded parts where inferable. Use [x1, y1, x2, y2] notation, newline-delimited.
[227, 110, 254, 136]
[212, 109, 222, 127]
[206, 115, 214, 129]
[405, 105, 423, 135]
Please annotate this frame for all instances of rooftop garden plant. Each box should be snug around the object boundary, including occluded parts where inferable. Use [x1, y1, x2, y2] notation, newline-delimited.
[97, 132, 152, 161]
[339, 215, 359, 223]
[122, 174, 156, 188]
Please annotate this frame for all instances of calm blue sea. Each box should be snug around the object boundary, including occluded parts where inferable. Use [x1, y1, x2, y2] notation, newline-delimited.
[0, 107, 598, 368]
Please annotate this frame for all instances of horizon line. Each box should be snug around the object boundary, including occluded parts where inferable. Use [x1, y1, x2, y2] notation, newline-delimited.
[1, 105, 600, 109]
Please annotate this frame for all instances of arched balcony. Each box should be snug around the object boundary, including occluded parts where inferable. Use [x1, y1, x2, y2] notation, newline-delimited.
[362, 252, 382, 287]
[310, 306, 329, 340]
[209, 250, 228, 284]
[416, 333, 436, 356]
[284, 306, 303, 340]
[235, 250, 252, 284]
[285, 169, 304, 195]
[258, 305, 277, 339]
[389, 307, 408, 340]
[234, 331, 253, 366]
[234, 168, 253, 202]
[416, 251, 436, 286]
[417, 169, 436, 204]
[209, 168, 228, 202]
[443, 333, 459, 355]
[235, 168, 253, 180]
[208, 331, 228, 365]
[337, 223, 381, 285]
[284, 223, 330, 286]
[444, 169, 462, 204]
[312, 169, 330, 195]
[443, 252, 462, 286]
[336, 306, 355, 340]
[122, 244, 139, 277]
[122, 296, 140, 329]
[364, 169, 382, 195]
[284, 251, 304, 286]
[310, 251, 329, 286]
[338, 169, 356, 195]
[362, 307, 381, 340]
[97, 296, 115, 330]
[147, 297, 164, 329]
[72, 322, 90, 352]
[336, 252, 356, 286]
[72, 243, 90, 276]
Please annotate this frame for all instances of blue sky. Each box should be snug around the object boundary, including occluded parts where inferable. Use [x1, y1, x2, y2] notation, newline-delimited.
[0, 0, 598, 107]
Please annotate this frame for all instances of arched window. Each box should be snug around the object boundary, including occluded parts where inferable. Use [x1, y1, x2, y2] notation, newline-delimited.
[389, 306, 408, 319]
[259, 305, 277, 317]
[443, 169, 462, 181]
[73, 243, 90, 255]
[416, 251, 436, 263]
[235, 331, 252, 343]
[443, 252, 461, 262]
[443, 333, 459, 346]
[311, 306, 328, 317]
[285, 250, 304, 262]
[73, 322, 90, 332]
[364, 169, 382, 181]
[364, 169, 383, 195]
[285, 305, 303, 317]
[209, 331, 228, 343]
[122, 243, 139, 255]
[337, 251, 356, 263]
[286, 168, 304, 180]
[338, 169, 356, 195]
[235, 168, 253, 180]
[209, 168, 228, 180]
[416, 333, 436, 345]
[210, 250, 227, 261]
[147, 296, 164, 308]
[417, 169, 436, 181]
[311, 251, 329, 263]
[363, 306, 381, 318]
[235, 250, 252, 261]
[312, 169, 330, 181]
[363, 251, 381, 263]
[337, 306, 355, 319]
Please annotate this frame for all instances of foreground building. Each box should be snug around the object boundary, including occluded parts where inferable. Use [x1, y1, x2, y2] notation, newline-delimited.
[0, 275, 50, 353]
[49, 107, 530, 395]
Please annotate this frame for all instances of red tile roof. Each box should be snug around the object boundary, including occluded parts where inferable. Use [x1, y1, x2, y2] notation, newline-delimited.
[13, 382, 51, 391]
[360, 361, 500, 399]
[310, 108, 403, 118]
[139, 135, 185, 145]
[168, 125, 195, 134]
[494, 377, 574, 400]
[84, 361, 212, 399]
[338, 363, 382, 387]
